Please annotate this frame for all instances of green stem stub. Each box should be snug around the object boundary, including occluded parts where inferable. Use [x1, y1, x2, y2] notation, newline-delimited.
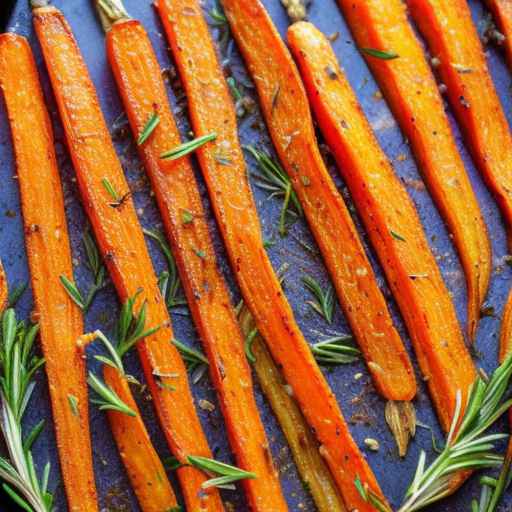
[95, 0, 131, 32]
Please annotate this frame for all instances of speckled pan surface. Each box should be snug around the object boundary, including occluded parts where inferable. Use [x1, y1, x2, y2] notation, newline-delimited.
[1, 0, 511, 510]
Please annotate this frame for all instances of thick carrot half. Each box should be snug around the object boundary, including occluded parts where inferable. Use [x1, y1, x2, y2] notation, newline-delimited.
[487, 0, 512, 68]
[406, 0, 512, 245]
[336, 0, 491, 341]
[0, 33, 97, 512]
[156, 1, 386, 509]
[32, 7, 223, 511]
[220, 0, 415, 403]
[105, 17, 287, 511]
[288, 21, 476, 434]
[102, 366, 178, 512]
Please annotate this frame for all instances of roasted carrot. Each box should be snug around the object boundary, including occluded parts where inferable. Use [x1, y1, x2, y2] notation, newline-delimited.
[238, 304, 346, 512]
[0, 33, 97, 512]
[406, 0, 512, 246]
[486, 0, 512, 68]
[156, 1, 386, 509]
[0, 260, 6, 311]
[31, 6, 223, 510]
[102, 365, 178, 512]
[288, 21, 476, 435]
[221, 0, 416, 403]
[102, 7, 287, 510]
[336, 0, 491, 341]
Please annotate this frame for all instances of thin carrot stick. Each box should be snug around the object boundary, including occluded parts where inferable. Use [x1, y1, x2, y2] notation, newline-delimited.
[156, 1, 387, 509]
[0, 33, 98, 512]
[31, 6, 223, 510]
[102, 10, 287, 510]
[220, 0, 416, 404]
[406, 0, 512, 247]
[335, 0, 491, 341]
[287, 20, 476, 435]
[0, 34, 98, 511]
[486, 0, 512, 68]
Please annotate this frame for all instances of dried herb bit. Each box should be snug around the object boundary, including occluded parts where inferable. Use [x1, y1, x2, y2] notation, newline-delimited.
[137, 112, 160, 145]
[281, 0, 310, 23]
[271, 83, 281, 113]
[68, 394, 79, 417]
[181, 209, 194, 225]
[144, 229, 187, 310]
[473, 442, 512, 512]
[213, 151, 233, 166]
[171, 338, 209, 384]
[354, 476, 390, 512]
[325, 65, 338, 80]
[87, 372, 136, 417]
[311, 335, 360, 365]
[60, 231, 107, 312]
[186, 455, 256, 490]
[390, 229, 407, 242]
[385, 400, 416, 457]
[397, 351, 512, 512]
[0, 309, 53, 512]
[244, 145, 302, 237]
[302, 275, 335, 324]
[193, 247, 206, 259]
[361, 47, 399, 60]
[160, 133, 217, 160]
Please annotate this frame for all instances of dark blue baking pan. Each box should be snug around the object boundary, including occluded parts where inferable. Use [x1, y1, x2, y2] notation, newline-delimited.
[1, 0, 512, 510]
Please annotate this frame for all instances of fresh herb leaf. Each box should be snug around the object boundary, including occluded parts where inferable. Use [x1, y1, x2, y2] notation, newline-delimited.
[187, 455, 256, 490]
[361, 48, 399, 60]
[144, 229, 187, 310]
[397, 351, 512, 512]
[137, 112, 160, 145]
[0, 309, 53, 512]
[161, 133, 217, 160]
[87, 372, 136, 417]
[182, 210, 194, 225]
[244, 145, 302, 237]
[311, 335, 360, 365]
[302, 275, 335, 324]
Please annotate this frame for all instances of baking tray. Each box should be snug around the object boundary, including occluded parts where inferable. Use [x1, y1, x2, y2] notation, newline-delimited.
[1, 0, 511, 510]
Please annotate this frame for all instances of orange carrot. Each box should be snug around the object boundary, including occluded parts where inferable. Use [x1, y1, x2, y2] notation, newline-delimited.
[103, 13, 287, 511]
[287, 21, 477, 434]
[220, 0, 416, 403]
[486, 0, 512, 68]
[102, 365, 178, 512]
[406, 0, 512, 246]
[0, 260, 6, 311]
[336, 0, 491, 341]
[156, 1, 386, 509]
[31, 6, 223, 510]
[0, 33, 97, 512]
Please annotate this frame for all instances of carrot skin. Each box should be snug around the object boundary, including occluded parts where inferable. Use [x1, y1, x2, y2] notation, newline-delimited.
[105, 19, 287, 511]
[0, 33, 98, 512]
[287, 21, 476, 433]
[32, 7, 223, 510]
[220, 0, 416, 403]
[102, 366, 178, 512]
[336, 0, 491, 341]
[406, 0, 512, 247]
[486, 0, 512, 68]
[156, 1, 386, 509]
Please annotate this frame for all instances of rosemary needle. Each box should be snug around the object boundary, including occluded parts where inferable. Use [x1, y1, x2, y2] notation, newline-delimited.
[160, 133, 217, 160]
[137, 112, 160, 145]
[361, 48, 399, 60]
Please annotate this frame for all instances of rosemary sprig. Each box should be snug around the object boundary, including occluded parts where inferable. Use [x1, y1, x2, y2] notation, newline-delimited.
[137, 112, 160, 146]
[160, 133, 217, 160]
[244, 145, 302, 237]
[472, 442, 512, 512]
[187, 455, 256, 490]
[302, 275, 335, 324]
[171, 338, 209, 384]
[143, 229, 187, 310]
[60, 230, 107, 312]
[87, 292, 161, 416]
[0, 309, 53, 512]
[360, 351, 512, 512]
[311, 335, 360, 365]
[361, 48, 399, 60]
